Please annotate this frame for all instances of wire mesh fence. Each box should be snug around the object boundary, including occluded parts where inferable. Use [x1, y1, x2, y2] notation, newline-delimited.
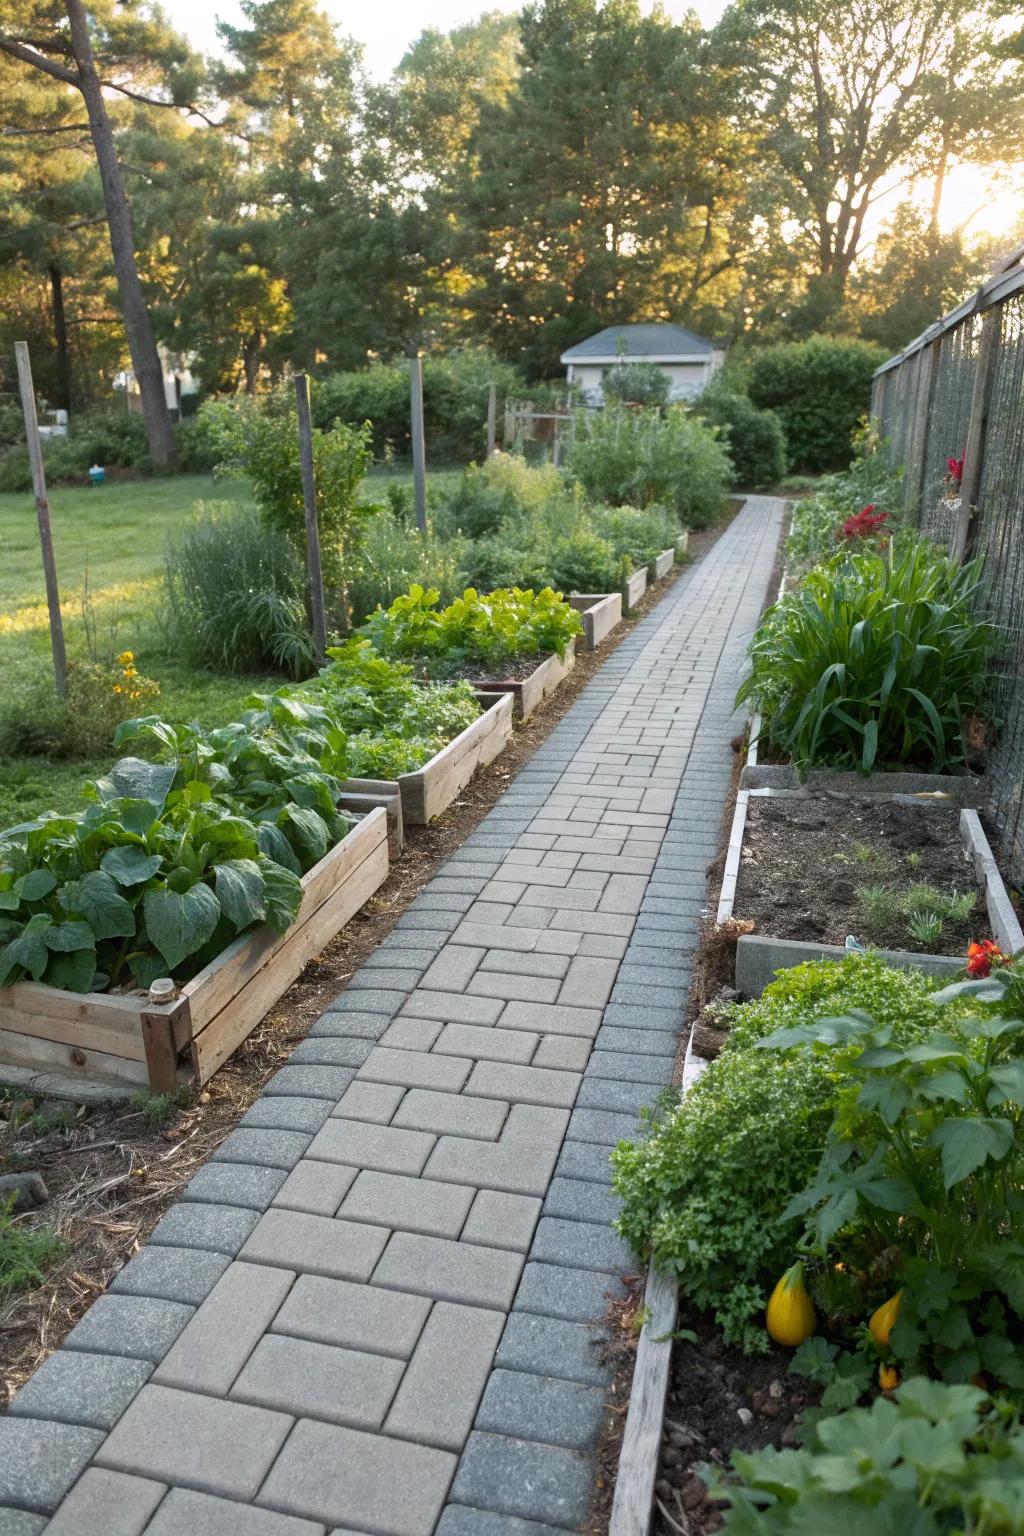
[871, 247, 1024, 890]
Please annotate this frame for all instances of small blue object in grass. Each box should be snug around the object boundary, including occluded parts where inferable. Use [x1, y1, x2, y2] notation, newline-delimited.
[88, 463, 105, 486]
[845, 934, 866, 952]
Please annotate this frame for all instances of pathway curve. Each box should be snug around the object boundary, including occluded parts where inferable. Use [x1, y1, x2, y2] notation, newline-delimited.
[1, 496, 783, 1536]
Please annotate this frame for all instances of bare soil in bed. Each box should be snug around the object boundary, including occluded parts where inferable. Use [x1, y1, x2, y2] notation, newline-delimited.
[0, 518, 735, 1403]
[734, 794, 988, 955]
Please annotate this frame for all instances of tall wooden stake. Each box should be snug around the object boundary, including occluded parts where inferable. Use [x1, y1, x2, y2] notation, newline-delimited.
[486, 382, 497, 458]
[409, 352, 427, 533]
[294, 373, 327, 662]
[15, 341, 67, 698]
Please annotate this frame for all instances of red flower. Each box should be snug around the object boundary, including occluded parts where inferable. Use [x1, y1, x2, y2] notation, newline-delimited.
[840, 507, 890, 540]
[947, 456, 964, 484]
[966, 939, 1004, 978]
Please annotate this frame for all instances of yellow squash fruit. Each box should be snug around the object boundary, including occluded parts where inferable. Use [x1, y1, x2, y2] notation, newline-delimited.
[868, 1291, 902, 1349]
[878, 1363, 900, 1392]
[766, 1262, 816, 1348]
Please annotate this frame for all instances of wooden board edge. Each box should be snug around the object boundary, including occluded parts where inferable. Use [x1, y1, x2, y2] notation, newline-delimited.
[608, 1267, 679, 1536]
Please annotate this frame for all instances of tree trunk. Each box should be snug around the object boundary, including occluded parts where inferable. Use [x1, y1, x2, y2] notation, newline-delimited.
[64, 0, 175, 466]
[48, 261, 72, 414]
[242, 333, 261, 395]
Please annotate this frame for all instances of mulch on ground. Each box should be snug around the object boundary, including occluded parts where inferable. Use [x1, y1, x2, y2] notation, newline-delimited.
[734, 795, 986, 955]
[0, 517, 732, 1404]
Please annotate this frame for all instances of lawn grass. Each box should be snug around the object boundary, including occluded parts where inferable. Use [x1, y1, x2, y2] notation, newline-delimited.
[0, 463, 469, 828]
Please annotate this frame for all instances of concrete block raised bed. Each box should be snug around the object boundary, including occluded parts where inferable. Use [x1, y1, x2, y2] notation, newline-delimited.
[470, 641, 576, 721]
[623, 565, 648, 614]
[0, 807, 390, 1098]
[717, 786, 1023, 998]
[569, 592, 622, 651]
[397, 690, 514, 824]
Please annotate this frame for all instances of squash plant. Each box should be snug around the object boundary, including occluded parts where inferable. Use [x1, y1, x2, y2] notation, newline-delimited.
[0, 754, 323, 994]
[760, 991, 1024, 1386]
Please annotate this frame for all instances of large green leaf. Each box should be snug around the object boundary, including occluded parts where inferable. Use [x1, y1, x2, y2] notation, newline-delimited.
[929, 1116, 1015, 1188]
[214, 859, 267, 931]
[59, 871, 137, 942]
[0, 914, 52, 985]
[143, 882, 221, 969]
[16, 869, 58, 903]
[44, 946, 97, 993]
[92, 758, 177, 817]
[278, 804, 330, 868]
[100, 847, 163, 887]
[260, 858, 302, 931]
[43, 919, 96, 952]
[255, 822, 302, 876]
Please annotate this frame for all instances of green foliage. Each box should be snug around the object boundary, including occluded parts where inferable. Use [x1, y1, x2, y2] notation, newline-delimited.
[737, 538, 992, 773]
[0, 1199, 65, 1302]
[347, 509, 467, 624]
[437, 454, 571, 541]
[311, 639, 482, 778]
[360, 583, 583, 675]
[201, 393, 373, 590]
[568, 404, 731, 528]
[707, 1378, 1024, 1533]
[854, 881, 975, 949]
[164, 502, 314, 677]
[785, 435, 905, 575]
[763, 975, 1024, 1386]
[0, 653, 159, 761]
[746, 337, 888, 473]
[601, 362, 670, 407]
[312, 351, 523, 462]
[612, 956, 956, 1352]
[0, 406, 152, 493]
[695, 382, 788, 489]
[0, 746, 325, 992]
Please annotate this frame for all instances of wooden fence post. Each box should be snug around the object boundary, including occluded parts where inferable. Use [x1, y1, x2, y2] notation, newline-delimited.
[14, 341, 67, 698]
[951, 306, 1000, 563]
[294, 372, 327, 662]
[409, 352, 427, 534]
[910, 338, 941, 524]
[486, 382, 497, 458]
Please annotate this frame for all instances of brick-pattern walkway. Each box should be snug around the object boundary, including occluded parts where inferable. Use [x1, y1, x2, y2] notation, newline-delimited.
[1, 497, 782, 1536]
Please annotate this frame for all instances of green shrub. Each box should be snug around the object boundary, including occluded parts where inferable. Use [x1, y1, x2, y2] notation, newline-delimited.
[437, 455, 571, 541]
[360, 584, 582, 675]
[695, 381, 787, 488]
[0, 653, 160, 761]
[737, 537, 992, 773]
[0, 448, 31, 493]
[589, 504, 679, 567]
[601, 362, 670, 407]
[708, 1379, 1024, 1533]
[568, 404, 731, 528]
[313, 350, 523, 462]
[746, 336, 888, 472]
[164, 502, 314, 677]
[611, 956, 967, 1353]
[0, 1199, 65, 1301]
[785, 435, 905, 574]
[347, 510, 465, 624]
[173, 415, 221, 472]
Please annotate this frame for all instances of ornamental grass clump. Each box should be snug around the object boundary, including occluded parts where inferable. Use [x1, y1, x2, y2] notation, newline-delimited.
[737, 538, 992, 773]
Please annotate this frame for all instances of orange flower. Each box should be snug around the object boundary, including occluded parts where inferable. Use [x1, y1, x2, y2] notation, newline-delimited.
[966, 939, 1004, 978]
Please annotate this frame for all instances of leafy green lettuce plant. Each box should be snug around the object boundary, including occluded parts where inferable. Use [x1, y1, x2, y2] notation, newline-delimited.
[359, 584, 582, 675]
[737, 537, 992, 773]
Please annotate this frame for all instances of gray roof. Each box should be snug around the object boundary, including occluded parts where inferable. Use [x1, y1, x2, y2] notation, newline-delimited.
[560, 323, 715, 363]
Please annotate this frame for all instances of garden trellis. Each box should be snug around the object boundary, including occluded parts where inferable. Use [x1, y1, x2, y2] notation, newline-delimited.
[871, 242, 1024, 889]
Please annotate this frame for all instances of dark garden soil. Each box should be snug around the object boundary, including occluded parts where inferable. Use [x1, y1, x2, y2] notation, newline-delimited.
[0, 514, 736, 1403]
[650, 1309, 821, 1535]
[734, 794, 988, 955]
[412, 651, 553, 685]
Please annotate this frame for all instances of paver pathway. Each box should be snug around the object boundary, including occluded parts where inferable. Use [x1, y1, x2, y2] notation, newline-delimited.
[1, 496, 782, 1536]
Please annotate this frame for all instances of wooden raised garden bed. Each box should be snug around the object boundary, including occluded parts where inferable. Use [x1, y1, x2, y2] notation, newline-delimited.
[650, 546, 675, 581]
[0, 807, 390, 1098]
[568, 592, 622, 651]
[718, 786, 1023, 998]
[471, 642, 576, 721]
[398, 690, 514, 824]
[623, 565, 648, 613]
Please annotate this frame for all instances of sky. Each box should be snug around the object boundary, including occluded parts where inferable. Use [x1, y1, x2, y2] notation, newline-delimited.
[172, 0, 727, 78]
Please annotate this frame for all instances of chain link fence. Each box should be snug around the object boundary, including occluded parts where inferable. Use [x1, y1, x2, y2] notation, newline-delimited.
[871, 246, 1024, 890]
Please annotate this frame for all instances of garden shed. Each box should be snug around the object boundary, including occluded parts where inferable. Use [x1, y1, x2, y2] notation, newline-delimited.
[561, 322, 725, 404]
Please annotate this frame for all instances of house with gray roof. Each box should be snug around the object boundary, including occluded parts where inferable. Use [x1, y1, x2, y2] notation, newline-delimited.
[560, 323, 725, 405]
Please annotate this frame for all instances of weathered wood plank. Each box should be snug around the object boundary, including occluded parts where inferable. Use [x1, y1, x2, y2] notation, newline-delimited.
[569, 593, 622, 650]
[608, 1267, 679, 1536]
[191, 824, 389, 1085]
[0, 1026, 151, 1089]
[651, 547, 674, 581]
[0, 985, 146, 1059]
[471, 643, 575, 720]
[623, 566, 648, 613]
[399, 692, 514, 824]
[184, 810, 388, 1036]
